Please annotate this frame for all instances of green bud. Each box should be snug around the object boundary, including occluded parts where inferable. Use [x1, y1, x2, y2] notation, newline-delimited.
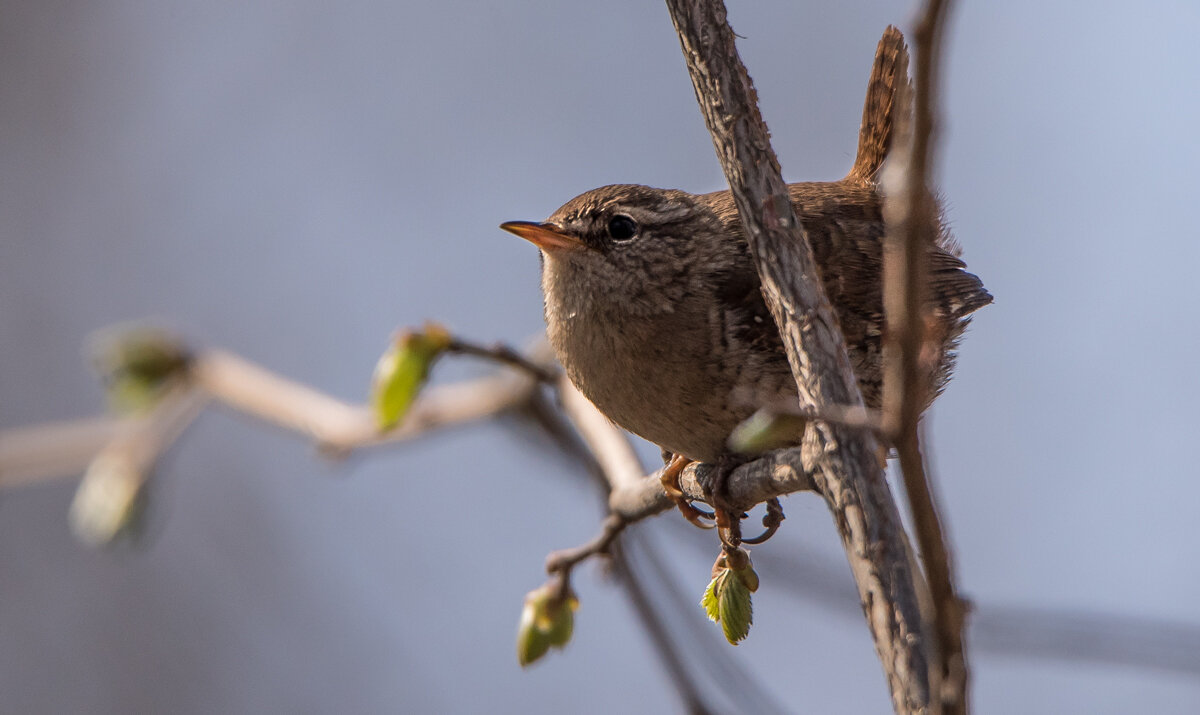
[89, 325, 191, 414]
[700, 549, 757, 644]
[370, 323, 452, 430]
[516, 582, 578, 667]
[736, 564, 760, 593]
[726, 407, 807, 454]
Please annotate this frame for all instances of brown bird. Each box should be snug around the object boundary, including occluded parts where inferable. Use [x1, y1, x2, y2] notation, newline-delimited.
[501, 28, 990, 497]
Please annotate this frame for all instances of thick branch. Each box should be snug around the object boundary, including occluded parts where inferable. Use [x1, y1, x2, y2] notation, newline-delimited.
[665, 2, 932, 712]
[880, 0, 969, 712]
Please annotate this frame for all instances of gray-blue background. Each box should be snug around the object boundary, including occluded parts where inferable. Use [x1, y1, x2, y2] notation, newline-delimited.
[3, 1, 1198, 712]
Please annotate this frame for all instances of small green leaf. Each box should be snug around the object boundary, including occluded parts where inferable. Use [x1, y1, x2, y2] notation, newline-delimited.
[517, 583, 578, 667]
[370, 323, 452, 430]
[727, 408, 808, 454]
[718, 568, 754, 644]
[701, 550, 758, 645]
[701, 574, 722, 622]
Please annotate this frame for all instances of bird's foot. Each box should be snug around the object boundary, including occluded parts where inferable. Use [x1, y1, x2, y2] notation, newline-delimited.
[707, 453, 748, 547]
[659, 453, 715, 529]
[708, 455, 786, 547]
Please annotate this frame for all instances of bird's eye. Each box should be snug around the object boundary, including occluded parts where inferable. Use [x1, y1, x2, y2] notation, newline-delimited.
[607, 215, 639, 242]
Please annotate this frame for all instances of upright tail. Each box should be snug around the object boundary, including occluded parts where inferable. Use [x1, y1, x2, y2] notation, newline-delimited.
[846, 26, 910, 184]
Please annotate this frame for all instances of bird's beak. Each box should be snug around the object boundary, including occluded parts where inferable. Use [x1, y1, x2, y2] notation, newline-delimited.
[499, 221, 583, 252]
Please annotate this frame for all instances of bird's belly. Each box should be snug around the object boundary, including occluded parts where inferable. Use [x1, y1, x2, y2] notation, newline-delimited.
[551, 311, 754, 463]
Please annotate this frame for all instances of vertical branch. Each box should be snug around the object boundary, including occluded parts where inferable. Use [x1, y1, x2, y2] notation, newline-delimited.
[882, 0, 970, 713]
[664, 1, 933, 712]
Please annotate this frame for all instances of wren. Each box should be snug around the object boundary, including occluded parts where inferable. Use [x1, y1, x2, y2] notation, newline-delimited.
[501, 28, 990, 466]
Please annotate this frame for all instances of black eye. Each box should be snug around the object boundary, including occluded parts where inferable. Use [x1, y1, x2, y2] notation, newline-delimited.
[607, 215, 638, 241]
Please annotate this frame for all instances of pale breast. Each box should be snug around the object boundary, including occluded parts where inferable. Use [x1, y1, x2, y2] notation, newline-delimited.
[545, 286, 749, 463]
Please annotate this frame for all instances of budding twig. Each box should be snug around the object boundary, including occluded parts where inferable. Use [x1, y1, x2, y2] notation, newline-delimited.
[544, 514, 629, 596]
[0, 339, 553, 488]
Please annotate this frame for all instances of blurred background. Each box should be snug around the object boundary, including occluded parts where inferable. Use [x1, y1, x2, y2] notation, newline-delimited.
[3, 0, 1199, 712]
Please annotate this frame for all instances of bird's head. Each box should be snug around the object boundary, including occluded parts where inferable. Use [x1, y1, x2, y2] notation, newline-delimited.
[501, 184, 730, 314]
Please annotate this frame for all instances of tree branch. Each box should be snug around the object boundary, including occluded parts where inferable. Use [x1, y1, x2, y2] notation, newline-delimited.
[68, 382, 208, 544]
[880, 1, 969, 712]
[0, 343, 550, 489]
[664, 2, 932, 712]
[0, 416, 123, 489]
[192, 347, 545, 454]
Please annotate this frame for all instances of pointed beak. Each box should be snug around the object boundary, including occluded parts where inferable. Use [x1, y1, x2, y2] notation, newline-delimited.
[499, 221, 583, 252]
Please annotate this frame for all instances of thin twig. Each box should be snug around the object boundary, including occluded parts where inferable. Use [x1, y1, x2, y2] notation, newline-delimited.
[522, 376, 736, 713]
[545, 514, 628, 593]
[544, 366, 788, 713]
[881, 0, 969, 711]
[575, 442, 820, 526]
[606, 540, 720, 715]
[445, 337, 561, 385]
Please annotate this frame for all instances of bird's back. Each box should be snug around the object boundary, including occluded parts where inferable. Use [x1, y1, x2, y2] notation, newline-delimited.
[699, 180, 991, 408]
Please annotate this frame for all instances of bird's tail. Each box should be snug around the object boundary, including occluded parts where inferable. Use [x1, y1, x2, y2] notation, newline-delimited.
[846, 26, 910, 184]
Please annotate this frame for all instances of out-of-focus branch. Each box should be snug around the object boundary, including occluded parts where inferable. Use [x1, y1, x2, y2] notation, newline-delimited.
[0, 417, 123, 489]
[736, 535, 1200, 679]
[192, 348, 545, 454]
[68, 382, 208, 544]
[444, 337, 559, 385]
[6, 328, 1198, 704]
[557, 378, 645, 493]
[880, 0, 968, 712]
[0, 344, 550, 489]
[665, 2, 931, 711]
[557, 374, 820, 522]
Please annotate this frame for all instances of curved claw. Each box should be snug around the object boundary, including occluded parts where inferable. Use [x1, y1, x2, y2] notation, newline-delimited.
[741, 498, 786, 545]
[678, 501, 718, 529]
[660, 453, 717, 529]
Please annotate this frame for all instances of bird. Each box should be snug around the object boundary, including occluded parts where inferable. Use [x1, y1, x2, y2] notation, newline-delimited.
[500, 27, 990, 521]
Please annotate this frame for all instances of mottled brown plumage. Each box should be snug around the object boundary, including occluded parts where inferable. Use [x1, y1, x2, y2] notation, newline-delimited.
[501, 27, 991, 463]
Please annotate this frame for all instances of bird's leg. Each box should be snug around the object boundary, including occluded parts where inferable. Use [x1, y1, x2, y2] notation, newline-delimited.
[708, 456, 787, 546]
[659, 452, 715, 529]
[709, 453, 751, 548]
